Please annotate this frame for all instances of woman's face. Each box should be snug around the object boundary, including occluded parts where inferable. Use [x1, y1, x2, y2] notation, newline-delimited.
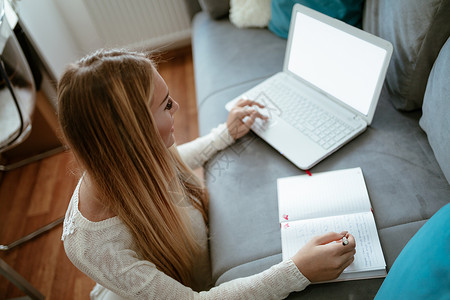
[150, 70, 179, 148]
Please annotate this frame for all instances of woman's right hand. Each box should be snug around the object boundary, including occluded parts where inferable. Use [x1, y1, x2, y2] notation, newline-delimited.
[226, 99, 268, 140]
[291, 232, 356, 282]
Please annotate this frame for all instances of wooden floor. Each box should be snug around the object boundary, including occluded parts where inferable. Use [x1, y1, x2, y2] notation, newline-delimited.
[0, 46, 198, 299]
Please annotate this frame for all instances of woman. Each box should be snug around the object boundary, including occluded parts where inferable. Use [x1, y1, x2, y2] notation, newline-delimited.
[59, 49, 355, 299]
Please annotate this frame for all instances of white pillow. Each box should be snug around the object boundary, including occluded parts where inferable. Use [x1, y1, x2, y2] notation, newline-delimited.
[230, 0, 272, 28]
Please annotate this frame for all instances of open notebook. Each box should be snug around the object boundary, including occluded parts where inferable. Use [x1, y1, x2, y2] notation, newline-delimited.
[277, 167, 386, 282]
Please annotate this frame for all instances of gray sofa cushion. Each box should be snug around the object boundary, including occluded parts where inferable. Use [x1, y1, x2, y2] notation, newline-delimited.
[420, 37, 450, 184]
[191, 4, 450, 299]
[363, 0, 450, 111]
[205, 91, 450, 299]
[192, 8, 450, 284]
[205, 88, 450, 272]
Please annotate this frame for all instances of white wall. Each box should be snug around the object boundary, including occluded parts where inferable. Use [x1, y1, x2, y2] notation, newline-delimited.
[15, 0, 83, 80]
[52, 0, 102, 54]
[14, 0, 192, 82]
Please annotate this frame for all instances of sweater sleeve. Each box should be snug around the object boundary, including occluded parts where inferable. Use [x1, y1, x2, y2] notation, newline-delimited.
[177, 123, 235, 169]
[199, 259, 310, 299]
[65, 226, 310, 300]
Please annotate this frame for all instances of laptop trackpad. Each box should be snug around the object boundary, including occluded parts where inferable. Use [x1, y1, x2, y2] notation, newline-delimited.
[253, 117, 327, 170]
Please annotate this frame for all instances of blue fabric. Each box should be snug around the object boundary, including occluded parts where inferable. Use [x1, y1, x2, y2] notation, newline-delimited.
[268, 0, 365, 39]
[375, 204, 450, 300]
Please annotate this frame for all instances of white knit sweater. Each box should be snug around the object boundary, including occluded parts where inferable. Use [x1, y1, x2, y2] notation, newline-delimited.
[62, 123, 310, 299]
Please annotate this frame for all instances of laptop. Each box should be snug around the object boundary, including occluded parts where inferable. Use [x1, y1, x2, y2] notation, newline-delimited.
[225, 4, 393, 170]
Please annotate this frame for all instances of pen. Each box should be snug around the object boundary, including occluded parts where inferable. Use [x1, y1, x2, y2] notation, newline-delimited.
[342, 236, 349, 246]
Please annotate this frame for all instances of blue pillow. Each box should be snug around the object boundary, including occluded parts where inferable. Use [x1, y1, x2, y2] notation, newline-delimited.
[268, 0, 365, 39]
[375, 204, 450, 299]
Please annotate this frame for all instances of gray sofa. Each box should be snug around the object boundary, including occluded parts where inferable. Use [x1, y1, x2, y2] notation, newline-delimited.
[184, 0, 450, 298]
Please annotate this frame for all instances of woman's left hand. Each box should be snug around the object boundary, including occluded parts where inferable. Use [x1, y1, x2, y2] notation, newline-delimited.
[226, 99, 268, 140]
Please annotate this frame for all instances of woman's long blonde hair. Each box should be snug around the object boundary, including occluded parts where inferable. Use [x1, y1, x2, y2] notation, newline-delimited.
[57, 49, 208, 286]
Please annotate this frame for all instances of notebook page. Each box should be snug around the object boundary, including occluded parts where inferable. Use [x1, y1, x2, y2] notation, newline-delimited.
[280, 212, 385, 274]
[277, 168, 371, 222]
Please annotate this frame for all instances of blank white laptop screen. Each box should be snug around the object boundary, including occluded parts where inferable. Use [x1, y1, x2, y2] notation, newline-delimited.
[287, 13, 387, 116]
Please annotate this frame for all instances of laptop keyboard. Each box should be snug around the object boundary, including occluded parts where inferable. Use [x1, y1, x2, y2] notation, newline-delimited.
[281, 95, 355, 149]
[249, 78, 357, 150]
